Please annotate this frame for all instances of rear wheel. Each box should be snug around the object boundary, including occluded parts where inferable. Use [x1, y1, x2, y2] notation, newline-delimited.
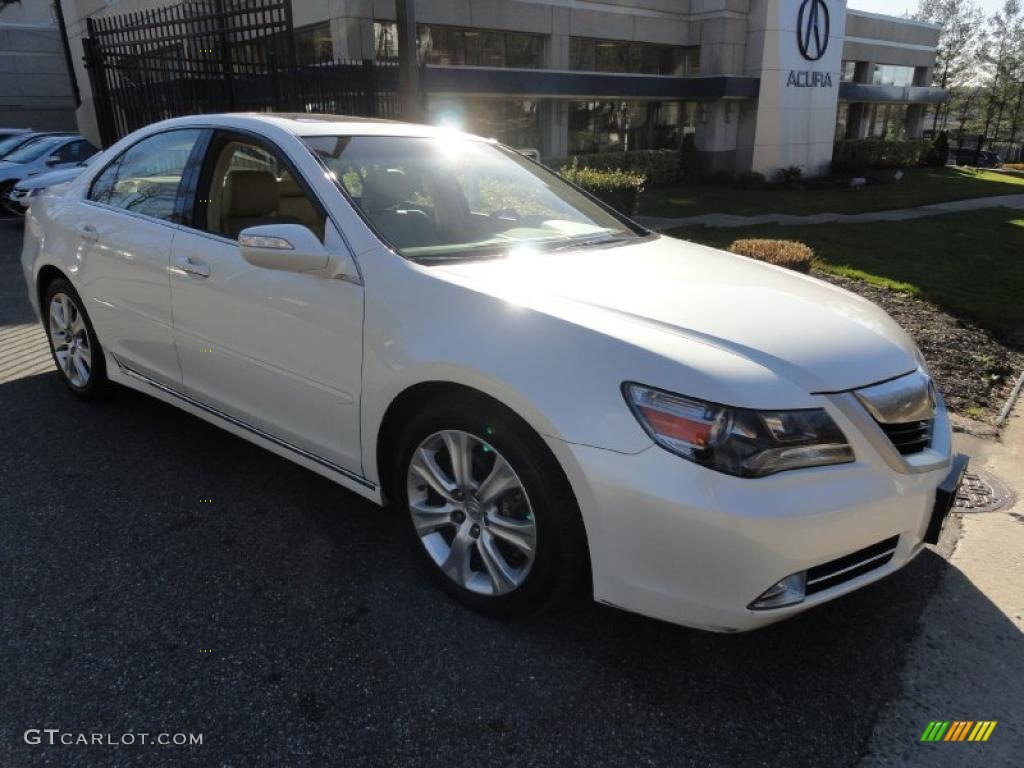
[43, 278, 110, 399]
[395, 396, 588, 617]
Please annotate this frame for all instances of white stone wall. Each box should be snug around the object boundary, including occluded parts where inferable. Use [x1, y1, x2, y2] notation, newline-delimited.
[743, 0, 846, 177]
[0, 2, 76, 131]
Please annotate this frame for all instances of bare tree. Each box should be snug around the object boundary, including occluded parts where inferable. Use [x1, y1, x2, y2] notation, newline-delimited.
[976, 0, 1023, 156]
[913, 0, 985, 132]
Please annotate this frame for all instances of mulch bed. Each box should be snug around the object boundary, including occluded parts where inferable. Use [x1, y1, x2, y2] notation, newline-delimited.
[816, 271, 1024, 424]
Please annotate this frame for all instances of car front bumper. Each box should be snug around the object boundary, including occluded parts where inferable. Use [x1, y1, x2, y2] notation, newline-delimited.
[548, 401, 960, 632]
[7, 187, 31, 210]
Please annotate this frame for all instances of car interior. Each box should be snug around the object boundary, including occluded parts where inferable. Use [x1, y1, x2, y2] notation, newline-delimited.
[204, 140, 326, 241]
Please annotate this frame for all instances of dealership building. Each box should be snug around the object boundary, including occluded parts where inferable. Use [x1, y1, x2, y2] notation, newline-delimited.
[48, 0, 945, 177]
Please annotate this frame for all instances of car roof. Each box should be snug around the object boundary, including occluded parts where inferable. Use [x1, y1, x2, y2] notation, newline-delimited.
[151, 112, 491, 142]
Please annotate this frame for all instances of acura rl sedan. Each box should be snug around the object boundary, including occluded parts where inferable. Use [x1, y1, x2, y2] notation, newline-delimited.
[21, 114, 966, 631]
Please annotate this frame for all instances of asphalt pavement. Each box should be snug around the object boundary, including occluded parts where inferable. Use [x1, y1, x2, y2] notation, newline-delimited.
[0, 215, 968, 767]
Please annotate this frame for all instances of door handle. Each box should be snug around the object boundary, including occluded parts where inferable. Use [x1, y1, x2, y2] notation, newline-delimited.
[176, 255, 210, 278]
[76, 223, 99, 242]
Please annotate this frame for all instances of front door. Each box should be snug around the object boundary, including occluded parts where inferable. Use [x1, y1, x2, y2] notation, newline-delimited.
[168, 132, 364, 473]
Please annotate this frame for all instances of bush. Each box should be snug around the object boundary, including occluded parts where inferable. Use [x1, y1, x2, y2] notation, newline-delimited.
[728, 239, 814, 273]
[925, 131, 949, 167]
[776, 165, 803, 184]
[737, 171, 767, 189]
[831, 138, 932, 172]
[559, 160, 646, 215]
[545, 149, 679, 186]
[679, 133, 699, 178]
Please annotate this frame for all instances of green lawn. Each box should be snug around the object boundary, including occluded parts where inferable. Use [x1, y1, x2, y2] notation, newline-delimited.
[640, 167, 1024, 219]
[666, 207, 1024, 341]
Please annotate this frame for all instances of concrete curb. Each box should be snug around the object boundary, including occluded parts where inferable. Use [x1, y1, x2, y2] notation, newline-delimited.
[637, 193, 1024, 231]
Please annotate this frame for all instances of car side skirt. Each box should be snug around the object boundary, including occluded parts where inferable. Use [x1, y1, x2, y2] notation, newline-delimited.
[108, 354, 382, 505]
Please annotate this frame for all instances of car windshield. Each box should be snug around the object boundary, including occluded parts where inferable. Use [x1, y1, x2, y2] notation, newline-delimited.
[4, 136, 64, 164]
[0, 134, 36, 158]
[302, 134, 638, 259]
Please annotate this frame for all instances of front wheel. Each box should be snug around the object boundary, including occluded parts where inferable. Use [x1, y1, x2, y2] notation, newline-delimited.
[395, 397, 588, 617]
[0, 182, 18, 216]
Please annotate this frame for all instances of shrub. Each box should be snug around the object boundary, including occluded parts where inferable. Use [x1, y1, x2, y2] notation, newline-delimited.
[679, 133, 699, 178]
[737, 171, 767, 189]
[545, 149, 679, 186]
[831, 138, 932, 173]
[925, 131, 949, 167]
[728, 239, 814, 273]
[776, 165, 803, 184]
[559, 160, 646, 215]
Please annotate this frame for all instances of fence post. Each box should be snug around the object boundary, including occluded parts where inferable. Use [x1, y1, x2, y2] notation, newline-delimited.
[280, 0, 301, 111]
[212, 0, 235, 110]
[82, 23, 117, 147]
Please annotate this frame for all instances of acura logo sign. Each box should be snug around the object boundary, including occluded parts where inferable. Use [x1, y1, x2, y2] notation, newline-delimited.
[797, 0, 830, 61]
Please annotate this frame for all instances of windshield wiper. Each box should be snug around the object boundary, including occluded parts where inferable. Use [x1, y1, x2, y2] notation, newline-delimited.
[548, 234, 630, 252]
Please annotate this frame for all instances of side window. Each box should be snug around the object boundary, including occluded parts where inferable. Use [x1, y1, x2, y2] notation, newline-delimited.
[200, 138, 326, 241]
[87, 129, 202, 222]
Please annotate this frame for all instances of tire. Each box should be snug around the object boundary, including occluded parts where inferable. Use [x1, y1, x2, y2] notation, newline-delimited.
[394, 394, 588, 617]
[42, 277, 110, 400]
[0, 181, 17, 216]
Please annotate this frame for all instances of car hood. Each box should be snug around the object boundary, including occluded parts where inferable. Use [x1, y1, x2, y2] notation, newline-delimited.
[0, 161, 26, 181]
[15, 167, 82, 190]
[433, 235, 919, 394]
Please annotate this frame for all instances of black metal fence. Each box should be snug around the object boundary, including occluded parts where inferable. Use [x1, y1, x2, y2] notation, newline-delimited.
[84, 0, 400, 147]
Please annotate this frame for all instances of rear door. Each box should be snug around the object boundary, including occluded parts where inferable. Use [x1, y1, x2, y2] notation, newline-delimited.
[74, 127, 208, 385]
[167, 130, 365, 473]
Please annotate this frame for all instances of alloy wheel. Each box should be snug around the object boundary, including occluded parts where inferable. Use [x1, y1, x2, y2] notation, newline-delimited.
[406, 429, 537, 596]
[49, 292, 92, 388]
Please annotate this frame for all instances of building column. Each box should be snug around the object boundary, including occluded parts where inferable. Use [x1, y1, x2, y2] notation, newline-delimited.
[905, 104, 926, 138]
[538, 100, 568, 158]
[845, 103, 868, 138]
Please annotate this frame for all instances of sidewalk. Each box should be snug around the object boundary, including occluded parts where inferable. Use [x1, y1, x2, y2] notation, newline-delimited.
[859, 406, 1024, 767]
[636, 193, 1024, 231]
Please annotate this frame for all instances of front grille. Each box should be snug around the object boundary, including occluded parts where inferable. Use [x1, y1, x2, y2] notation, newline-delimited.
[878, 419, 932, 455]
[806, 535, 899, 595]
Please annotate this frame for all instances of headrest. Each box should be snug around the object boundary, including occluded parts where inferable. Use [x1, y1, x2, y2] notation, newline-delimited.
[277, 174, 303, 198]
[227, 170, 278, 216]
[361, 168, 412, 212]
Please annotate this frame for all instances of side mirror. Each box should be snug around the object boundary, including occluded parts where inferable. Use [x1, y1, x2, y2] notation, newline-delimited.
[45, 154, 61, 166]
[238, 223, 357, 280]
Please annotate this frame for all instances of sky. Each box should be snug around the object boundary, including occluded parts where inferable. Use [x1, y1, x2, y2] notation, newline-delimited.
[847, 0, 1006, 19]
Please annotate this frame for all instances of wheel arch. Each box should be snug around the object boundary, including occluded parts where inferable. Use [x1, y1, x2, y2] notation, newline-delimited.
[36, 264, 69, 315]
[374, 380, 568, 506]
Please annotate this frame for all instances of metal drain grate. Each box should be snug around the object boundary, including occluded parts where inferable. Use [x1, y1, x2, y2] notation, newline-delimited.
[953, 470, 1014, 514]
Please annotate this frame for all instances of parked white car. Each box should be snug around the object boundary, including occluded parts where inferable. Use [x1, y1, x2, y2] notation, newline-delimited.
[5, 156, 95, 215]
[0, 134, 97, 212]
[21, 114, 966, 631]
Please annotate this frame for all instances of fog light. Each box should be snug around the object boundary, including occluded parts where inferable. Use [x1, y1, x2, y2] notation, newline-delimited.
[750, 572, 807, 610]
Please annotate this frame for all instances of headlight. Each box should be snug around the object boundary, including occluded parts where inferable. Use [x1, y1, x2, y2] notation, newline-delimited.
[623, 383, 854, 477]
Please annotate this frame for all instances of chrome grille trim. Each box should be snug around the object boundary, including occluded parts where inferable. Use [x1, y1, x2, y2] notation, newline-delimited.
[805, 535, 899, 595]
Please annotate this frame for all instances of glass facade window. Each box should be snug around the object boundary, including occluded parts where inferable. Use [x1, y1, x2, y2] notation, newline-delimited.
[429, 98, 541, 149]
[294, 23, 334, 64]
[871, 64, 915, 87]
[569, 37, 699, 76]
[866, 103, 908, 138]
[373, 22, 544, 69]
[841, 61, 857, 82]
[568, 100, 694, 154]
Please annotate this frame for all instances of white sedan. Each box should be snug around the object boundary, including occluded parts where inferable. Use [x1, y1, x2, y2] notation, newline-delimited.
[21, 114, 966, 631]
